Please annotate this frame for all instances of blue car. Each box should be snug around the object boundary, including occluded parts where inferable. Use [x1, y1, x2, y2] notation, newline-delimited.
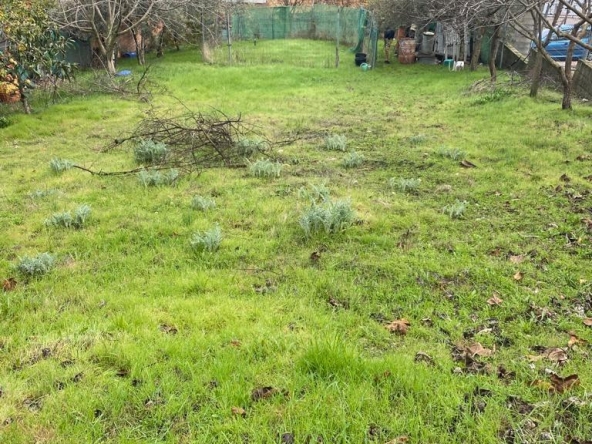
[537, 25, 591, 61]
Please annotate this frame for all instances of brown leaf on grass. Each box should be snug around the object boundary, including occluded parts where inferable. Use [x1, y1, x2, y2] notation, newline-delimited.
[489, 247, 502, 257]
[550, 374, 580, 393]
[251, 386, 278, 402]
[328, 296, 348, 309]
[2, 278, 17, 292]
[546, 348, 568, 364]
[487, 294, 503, 306]
[568, 332, 587, 348]
[569, 438, 592, 444]
[506, 396, 534, 415]
[582, 219, 592, 231]
[159, 324, 178, 335]
[231, 406, 246, 417]
[460, 160, 477, 168]
[497, 366, 516, 383]
[560, 173, 571, 182]
[467, 342, 493, 357]
[385, 319, 411, 335]
[584, 318, 592, 327]
[230, 339, 241, 348]
[509, 255, 525, 264]
[385, 437, 409, 444]
[513, 271, 523, 281]
[280, 432, 295, 444]
[576, 154, 592, 161]
[310, 251, 321, 264]
[414, 351, 435, 366]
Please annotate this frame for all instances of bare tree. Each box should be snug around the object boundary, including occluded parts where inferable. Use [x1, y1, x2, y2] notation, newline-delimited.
[508, 0, 592, 109]
[52, 0, 173, 74]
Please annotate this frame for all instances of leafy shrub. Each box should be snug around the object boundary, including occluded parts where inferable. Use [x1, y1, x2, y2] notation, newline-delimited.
[236, 137, 268, 157]
[389, 177, 421, 193]
[134, 139, 167, 164]
[50, 158, 74, 174]
[436, 146, 466, 161]
[45, 204, 91, 229]
[248, 159, 282, 178]
[0, 116, 11, 128]
[190, 225, 222, 252]
[17, 253, 56, 277]
[191, 195, 216, 211]
[298, 183, 330, 203]
[137, 169, 179, 187]
[299, 199, 355, 237]
[324, 134, 347, 151]
[29, 189, 56, 199]
[342, 151, 364, 169]
[407, 134, 428, 146]
[443, 200, 468, 219]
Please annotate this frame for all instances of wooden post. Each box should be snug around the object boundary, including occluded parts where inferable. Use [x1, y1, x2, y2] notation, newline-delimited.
[226, 9, 232, 65]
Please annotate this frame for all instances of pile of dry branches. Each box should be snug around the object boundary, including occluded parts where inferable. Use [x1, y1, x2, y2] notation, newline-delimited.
[109, 105, 270, 171]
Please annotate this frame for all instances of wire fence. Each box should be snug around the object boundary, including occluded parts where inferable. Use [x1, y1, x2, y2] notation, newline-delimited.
[204, 5, 378, 69]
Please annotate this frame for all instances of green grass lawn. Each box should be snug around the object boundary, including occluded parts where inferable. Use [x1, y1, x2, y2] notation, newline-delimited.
[2, 43, 592, 443]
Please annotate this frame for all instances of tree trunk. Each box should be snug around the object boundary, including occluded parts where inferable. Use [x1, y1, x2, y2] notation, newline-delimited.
[488, 25, 502, 82]
[131, 28, 145, 66]
[561, 74, 572, 109]
[529, 50, 543, 97]
[18, 84, 30, 114]
[106, 54, 117, 75]
[156, 26, 165, 58]
[470, 28, 485, 71]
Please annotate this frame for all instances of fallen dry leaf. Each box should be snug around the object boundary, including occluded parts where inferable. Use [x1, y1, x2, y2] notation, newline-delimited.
[509, 255, 525, 264]
[159, 324, 178, 335]
[414, 351, 435, 365]
[230, 339, 241, 348]
[550, 374, 580, 393]
[460, 160, 477, 168]
[467, 342, 493, 358]
[487, 294, 503, 306]
[251, 386, 278, 402]
[280, 432, 295, 444]
[385, 318, 411, 335]
[231, 406, 246, 417]
[513, 271, 523, 281]
[546, 348, 568, 364]
[310, 251, 321, 264]
[560, 173, 571, 182]
[2, 278, 17, 292]
[385, 437, 409, 444]
[584, 318, 592, 327]
[568, 332, 586, 348]
[582, 219, 592, 231]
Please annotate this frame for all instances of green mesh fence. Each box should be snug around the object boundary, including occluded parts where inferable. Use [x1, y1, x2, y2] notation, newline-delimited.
[208, 5, 378, 68]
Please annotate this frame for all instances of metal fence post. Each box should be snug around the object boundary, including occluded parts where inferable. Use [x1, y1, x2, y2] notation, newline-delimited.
[335, 7, 341, 68]
[226, 10, 232, 64]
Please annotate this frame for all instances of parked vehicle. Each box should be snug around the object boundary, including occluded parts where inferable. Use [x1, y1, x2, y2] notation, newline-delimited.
[534, 25, 591, 61]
